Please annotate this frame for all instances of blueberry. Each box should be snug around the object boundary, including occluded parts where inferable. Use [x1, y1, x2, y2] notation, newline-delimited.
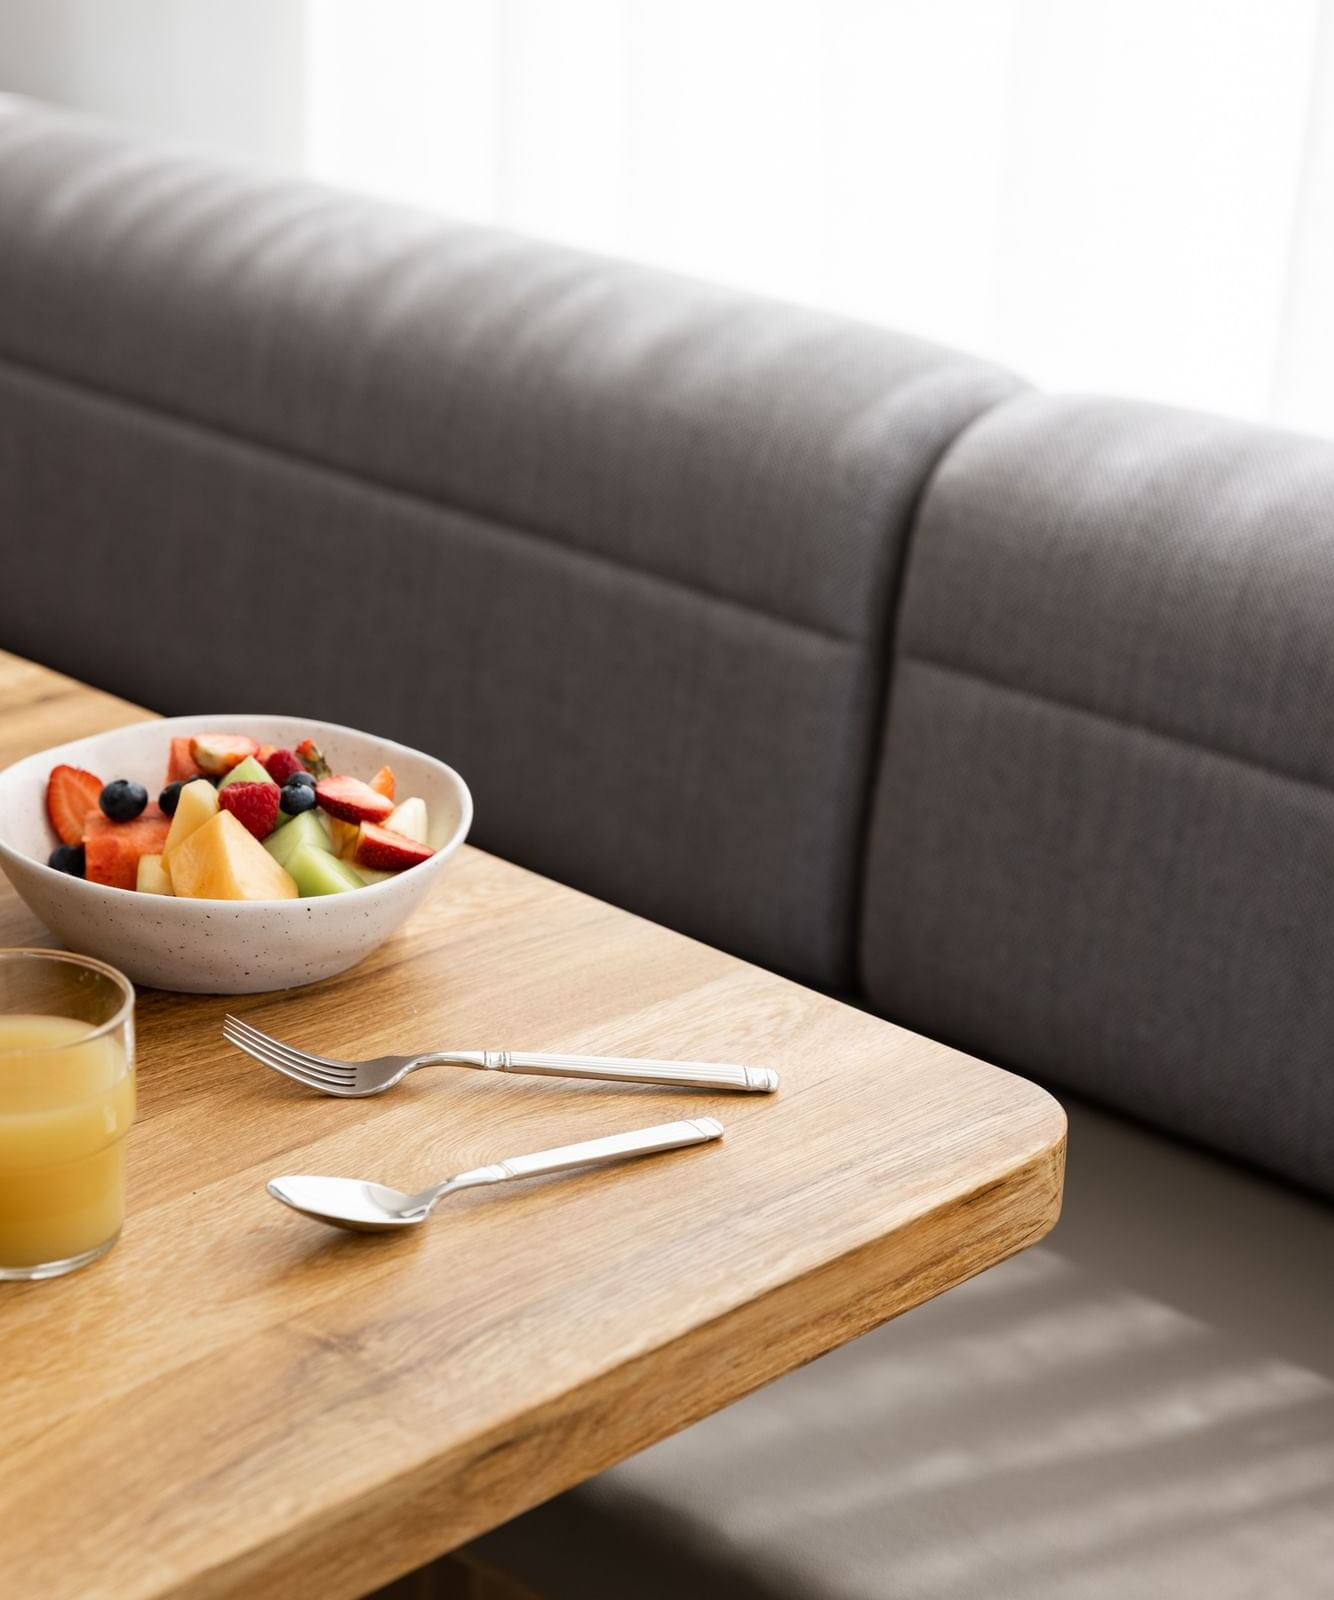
[99, 778, 149, 822]
[48, 842, 86, 876]
[159, 780, 185, 817]
[287, 771, 317, 790]
[280, 780, 318, 815]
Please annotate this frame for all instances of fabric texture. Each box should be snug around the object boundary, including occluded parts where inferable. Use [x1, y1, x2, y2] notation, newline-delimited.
[861, 393, 1334, 1195]
[0, 97, 1019, 984]
[467, 1098, 1334, 1600]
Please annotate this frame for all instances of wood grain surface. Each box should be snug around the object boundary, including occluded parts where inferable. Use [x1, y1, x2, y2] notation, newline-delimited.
[0, 651, 1066, 1600]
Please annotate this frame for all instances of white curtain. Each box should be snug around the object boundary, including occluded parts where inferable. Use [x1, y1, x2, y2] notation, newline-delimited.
[306, 0, 1334, 438]
[4, 1, 1332, 435]
[0, 0, 306, 165]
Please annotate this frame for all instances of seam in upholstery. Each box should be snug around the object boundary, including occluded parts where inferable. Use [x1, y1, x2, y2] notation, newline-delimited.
[906, 653, 1334, 800]
[848, 387, 1030, 993]
[0, 346, 856, 648]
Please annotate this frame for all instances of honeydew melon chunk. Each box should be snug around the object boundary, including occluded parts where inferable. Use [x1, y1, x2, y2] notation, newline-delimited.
[287, 841, 364, 897]
[136, 853, 173, 895]
[169, 811, 298, 900]
[384, 797, 429, 844]
[218, 755, 277, 792]
[264, 808, 333, 870]
[354, 866, 398, 886]
[161, 778, 218, 865]
[271, 804, 332, 837]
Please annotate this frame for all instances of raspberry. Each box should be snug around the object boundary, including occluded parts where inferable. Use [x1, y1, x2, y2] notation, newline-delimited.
[218, 781, 280, 840]
[262, 748, 306, 787]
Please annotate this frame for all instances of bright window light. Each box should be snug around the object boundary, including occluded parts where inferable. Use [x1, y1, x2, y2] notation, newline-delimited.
[305, 0, 1334, 436]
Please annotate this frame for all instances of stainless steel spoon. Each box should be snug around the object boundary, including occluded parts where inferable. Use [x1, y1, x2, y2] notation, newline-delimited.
[267, 1116, 723, 1232]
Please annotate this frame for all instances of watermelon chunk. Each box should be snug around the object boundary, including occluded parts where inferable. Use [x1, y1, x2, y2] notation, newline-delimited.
[83, 805, 171, 891]
[165, 737, 205, 785]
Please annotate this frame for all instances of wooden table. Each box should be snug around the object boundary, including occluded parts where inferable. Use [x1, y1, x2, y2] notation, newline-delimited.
[0, 652, 1066, 1600]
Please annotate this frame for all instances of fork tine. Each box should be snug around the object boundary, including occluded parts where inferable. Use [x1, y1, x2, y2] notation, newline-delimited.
[246, 1048, 347, 1095]
[222, 1014, 354, 1073]
[222, 1019, 344, 1077]
[220, 1011, 350, 1075]
[225, 1033, 351, 1093]
[223, 1022, 353, 1089]
[225, 1017, 358, 1081]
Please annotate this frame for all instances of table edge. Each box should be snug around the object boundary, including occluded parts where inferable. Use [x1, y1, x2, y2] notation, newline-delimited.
[183, 1111, 1067, 1600]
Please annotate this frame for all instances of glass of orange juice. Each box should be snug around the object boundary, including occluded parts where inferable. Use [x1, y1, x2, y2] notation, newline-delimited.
[0, 949, 135, 1280]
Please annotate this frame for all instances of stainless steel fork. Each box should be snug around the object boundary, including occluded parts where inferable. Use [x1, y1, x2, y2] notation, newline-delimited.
[223, 1014, 780, 1098]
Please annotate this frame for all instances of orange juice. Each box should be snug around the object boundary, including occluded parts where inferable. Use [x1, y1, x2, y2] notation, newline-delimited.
[0, 1015, 135, 1271]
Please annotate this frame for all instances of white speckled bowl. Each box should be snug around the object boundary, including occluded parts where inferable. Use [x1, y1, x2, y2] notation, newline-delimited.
[0, 714, 473, 994]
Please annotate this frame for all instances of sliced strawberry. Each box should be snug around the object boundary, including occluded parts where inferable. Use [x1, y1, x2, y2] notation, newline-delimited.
[296, 737, 331, 779]
[368, 765, 396, 802]
[164, 737, 205, 785]
[46, 765, 104, 846]
[353, 821, 434, 872]
[217, 781, 280, 840]
[315, 774, 394, 824]
[190, 733, 258, 776]
[262, 747, 306, 786]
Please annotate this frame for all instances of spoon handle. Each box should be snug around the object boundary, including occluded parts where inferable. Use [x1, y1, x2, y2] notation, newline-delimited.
[443, 1117, 724, 1196]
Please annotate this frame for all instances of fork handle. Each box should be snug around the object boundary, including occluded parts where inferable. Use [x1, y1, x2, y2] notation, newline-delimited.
[435, 1051, 779, 1093]
[443, 1117, 724, 1196]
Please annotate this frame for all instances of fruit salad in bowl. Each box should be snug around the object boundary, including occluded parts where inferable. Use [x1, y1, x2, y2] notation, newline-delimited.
[45, 732, 439, 900]
[0, 716, 472, 993]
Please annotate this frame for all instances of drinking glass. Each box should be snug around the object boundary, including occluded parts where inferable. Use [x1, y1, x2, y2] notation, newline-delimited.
[0, 949, 136, 1279]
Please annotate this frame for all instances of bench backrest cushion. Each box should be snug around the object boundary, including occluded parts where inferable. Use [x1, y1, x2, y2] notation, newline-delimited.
[0, 98, 1019, 984]
[862, 392, 1334, 1194]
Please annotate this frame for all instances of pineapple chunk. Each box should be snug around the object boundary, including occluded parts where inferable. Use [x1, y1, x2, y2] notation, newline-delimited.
[136, 853, 173, 896]
[384, 796, 429, 844]
[328, 817, 360, 859]
[161, 778, 219, 866]
[169, 811, 298, 901]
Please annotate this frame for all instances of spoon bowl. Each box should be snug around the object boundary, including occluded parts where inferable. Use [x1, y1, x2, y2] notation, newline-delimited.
[266, 1176, 433, 1231]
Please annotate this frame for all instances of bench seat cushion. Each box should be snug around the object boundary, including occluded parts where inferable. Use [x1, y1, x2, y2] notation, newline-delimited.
[466, 1099, 1334, 1599]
